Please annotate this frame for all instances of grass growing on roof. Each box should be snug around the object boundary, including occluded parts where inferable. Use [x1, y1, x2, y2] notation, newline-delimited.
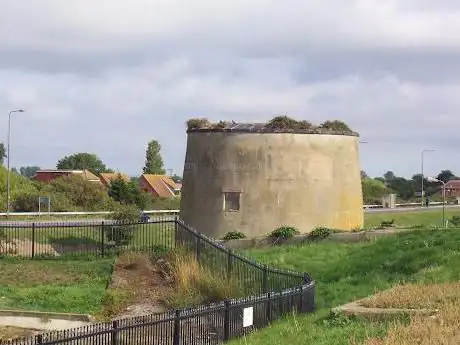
[230, 228, 460, 345]
[0, 257, 114, 314]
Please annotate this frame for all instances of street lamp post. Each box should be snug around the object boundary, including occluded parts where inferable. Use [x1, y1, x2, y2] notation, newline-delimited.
[426, 176, 446, 228]
[6, 109, 25, 217]
[421, 149, 435, 206]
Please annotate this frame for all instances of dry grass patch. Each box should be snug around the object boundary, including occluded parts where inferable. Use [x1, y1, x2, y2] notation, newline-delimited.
[360, 282, 460, 310]
[0, 326, 37, 341]
[160, 248, 245, 308]
[99, 248, 244, 320]
[362, 302, 460, 345]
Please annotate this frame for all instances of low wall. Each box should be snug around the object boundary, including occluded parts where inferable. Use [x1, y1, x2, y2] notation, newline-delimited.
[216, 228, 412, 250]
[332, 300, 436, 321]
[0, 310, 93, 331]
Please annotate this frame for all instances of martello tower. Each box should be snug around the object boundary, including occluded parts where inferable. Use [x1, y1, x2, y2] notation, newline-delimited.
[180, 117, 363, 238]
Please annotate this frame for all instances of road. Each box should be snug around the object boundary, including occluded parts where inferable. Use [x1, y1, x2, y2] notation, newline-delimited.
[365, 204, 460, 213]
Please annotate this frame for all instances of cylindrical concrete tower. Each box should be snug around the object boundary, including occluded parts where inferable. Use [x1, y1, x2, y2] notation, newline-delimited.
[180, 122, 363, 238]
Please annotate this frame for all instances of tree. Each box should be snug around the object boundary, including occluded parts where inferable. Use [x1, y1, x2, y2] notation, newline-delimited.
[44, 175, 111, 210]
[108, 175, 150, 209]
[143, 140, 165, 174]
[387, 177, 415, 200]
[0, 143, 5, 165]
[383, 171, 395, 182]
[437, 170, 457, 183]
[171, 174, 182, 183]
[57, 153, 112, 175]
[19, 166, 40, 178]
[360, 170, 368, 179]
[362, 177, 388, 204]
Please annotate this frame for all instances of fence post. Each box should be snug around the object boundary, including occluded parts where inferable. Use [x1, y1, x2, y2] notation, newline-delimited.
[266, 292, 272, 324]
[101, 221, 105, 257]
[263, 265, 269, 293]
[227, 249, 233, 281]
[174, 216, 179, 248]
[31, 223, 35, 259]
[111, 320, 118, 345]
[173, 309, 181, 345]
[224, 299, 231, 341]
[36, 334, 43, 344]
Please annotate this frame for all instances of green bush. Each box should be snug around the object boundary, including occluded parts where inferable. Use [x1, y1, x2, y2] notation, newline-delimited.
[44, 175, 110, 211]
[186, 118, 210, 130]
[308, 227, 333, 241]
[104, 204, 140, 246]
[380, 219, 395, 228]
[269, 226, 299, 239]
[319, 120, 352, 133]
[146, 196, 181, 210]
[266, 116, 301, 130]
[222, 231, 246, 240]
[449, 216, 460, 227]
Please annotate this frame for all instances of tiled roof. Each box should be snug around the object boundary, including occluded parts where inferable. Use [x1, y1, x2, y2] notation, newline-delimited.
[100, 172, 130, 186]
[445, 180, 460, 189]
[141, 174, 178, 198]
[34, 169, 100, 181]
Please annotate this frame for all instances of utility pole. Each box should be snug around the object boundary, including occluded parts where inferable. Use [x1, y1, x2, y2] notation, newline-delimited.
[6, 109, 25, 217]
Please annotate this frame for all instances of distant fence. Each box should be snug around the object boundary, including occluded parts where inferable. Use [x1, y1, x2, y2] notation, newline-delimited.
[0, 210, 180, 218]
[0, 217, 315, 345]
[0, 202, 455, 217]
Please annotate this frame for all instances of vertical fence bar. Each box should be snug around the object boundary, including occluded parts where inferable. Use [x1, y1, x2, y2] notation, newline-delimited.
[173, 309, 181, 345]
[263, 265, 269, 293]
[101, 221, 105, 257]
[111, 320, 118, 345]
[266, 292, 272, 324]
[31, 222, 36, 259]
[196, 236, 201, 262]
[227, 249, 233, 281]
[224, 300, 231, 341]
[36, 333, 43, 344]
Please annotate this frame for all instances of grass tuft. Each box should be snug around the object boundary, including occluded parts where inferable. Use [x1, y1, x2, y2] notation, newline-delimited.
[161, 248, 244, 308]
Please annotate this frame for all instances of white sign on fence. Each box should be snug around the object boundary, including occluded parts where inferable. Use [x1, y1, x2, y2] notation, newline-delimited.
[242, 307, 253, 328]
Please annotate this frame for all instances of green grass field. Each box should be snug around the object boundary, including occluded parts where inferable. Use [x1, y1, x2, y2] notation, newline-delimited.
[230, 228, 460, 345]
[364, 207, 460, 227]
[0, 257, 114, 314]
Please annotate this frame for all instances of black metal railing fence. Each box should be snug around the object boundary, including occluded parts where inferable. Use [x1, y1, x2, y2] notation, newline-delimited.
[0, 216, 315, 345]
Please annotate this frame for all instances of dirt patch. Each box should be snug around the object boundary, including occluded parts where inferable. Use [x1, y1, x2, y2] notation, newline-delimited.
[0, 326, 39, 341]
[0, 239, 57, 257]
[102, 252, 170, 319]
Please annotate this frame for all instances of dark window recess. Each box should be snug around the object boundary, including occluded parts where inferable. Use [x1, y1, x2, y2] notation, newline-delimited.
[224, 192, 241, 211]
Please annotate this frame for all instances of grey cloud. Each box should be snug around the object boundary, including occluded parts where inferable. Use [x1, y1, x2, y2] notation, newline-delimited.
[1, 1, 460, 179]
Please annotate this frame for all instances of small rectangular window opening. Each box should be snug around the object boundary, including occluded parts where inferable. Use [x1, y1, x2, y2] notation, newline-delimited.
[223, 192, 241, 211]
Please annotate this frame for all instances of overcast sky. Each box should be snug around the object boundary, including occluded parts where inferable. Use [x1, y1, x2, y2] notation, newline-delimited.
[1, 1, 460, 178]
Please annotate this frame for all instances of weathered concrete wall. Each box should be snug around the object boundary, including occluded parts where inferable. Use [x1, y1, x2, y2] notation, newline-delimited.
[180, 132, 363, 238]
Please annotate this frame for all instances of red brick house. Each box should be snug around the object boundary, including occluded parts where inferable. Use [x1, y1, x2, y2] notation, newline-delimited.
[33, 169, 101, 184]
[139, 174, 181, 198]
[444, 180, 460, 197]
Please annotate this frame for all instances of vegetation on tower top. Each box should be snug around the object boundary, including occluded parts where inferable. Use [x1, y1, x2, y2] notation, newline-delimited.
[186, 116, 356, 135]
